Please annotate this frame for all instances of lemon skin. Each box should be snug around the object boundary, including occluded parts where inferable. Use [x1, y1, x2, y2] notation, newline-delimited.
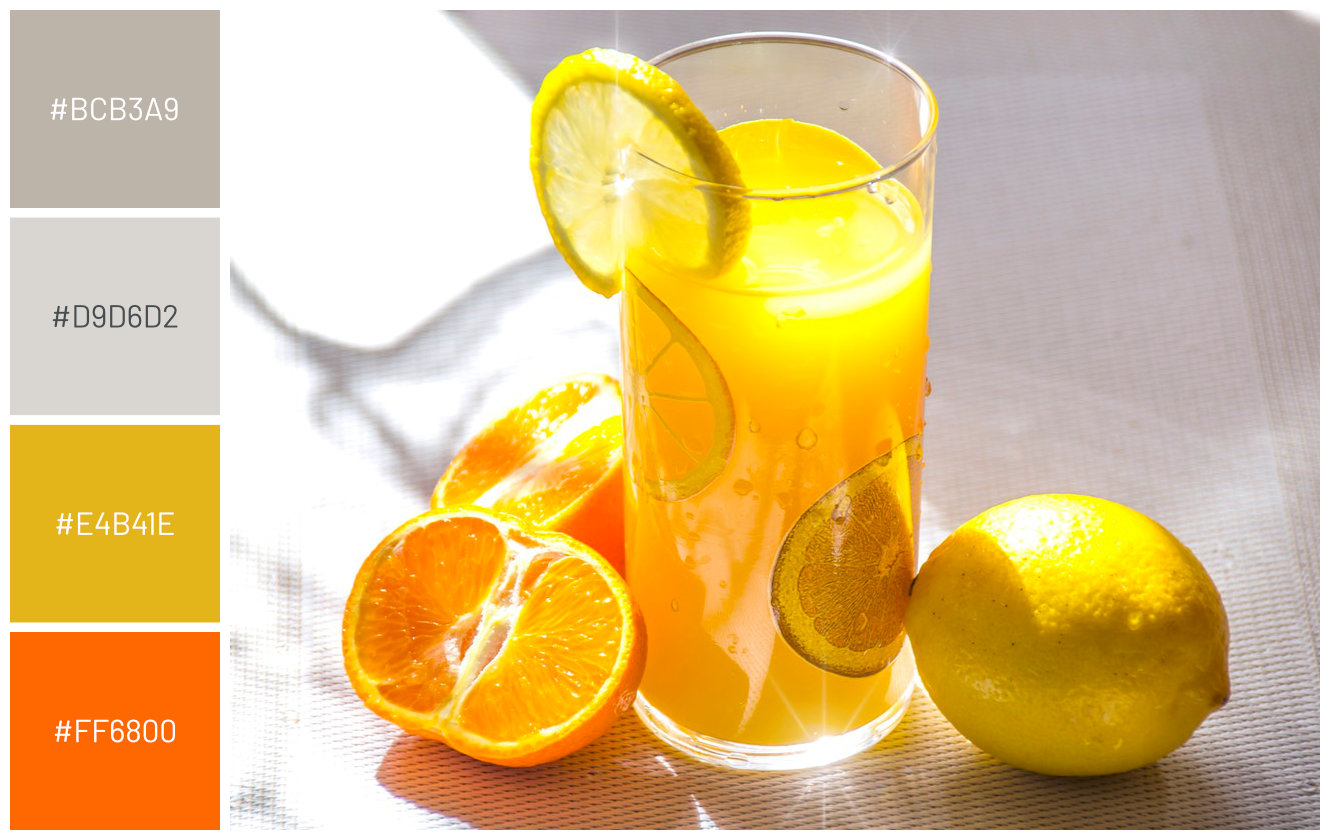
[905, 494, 1229, 776]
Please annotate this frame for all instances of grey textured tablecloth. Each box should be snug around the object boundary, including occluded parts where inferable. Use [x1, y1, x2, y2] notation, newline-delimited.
[227, 10, 1318, 829]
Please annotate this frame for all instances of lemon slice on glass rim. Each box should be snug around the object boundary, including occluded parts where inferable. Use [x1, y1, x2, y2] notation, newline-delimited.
[530, 48, 749, 296]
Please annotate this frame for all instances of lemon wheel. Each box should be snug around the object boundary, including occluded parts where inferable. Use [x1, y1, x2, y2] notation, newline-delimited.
[623, 277, 734, 502]
[529, 48, 749, 296]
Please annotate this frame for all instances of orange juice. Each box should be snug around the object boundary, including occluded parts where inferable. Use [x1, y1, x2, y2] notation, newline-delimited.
[622, 117, 930, 755]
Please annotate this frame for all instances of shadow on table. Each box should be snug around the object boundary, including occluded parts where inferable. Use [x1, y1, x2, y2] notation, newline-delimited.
[373, 694, 1233, 829]
[916, 747, 1234, 829]
[231, 245, 619, 506]
[895, 693, 1241, 829]
[373, 711, 911, 830]
[374, 713, 698, 829]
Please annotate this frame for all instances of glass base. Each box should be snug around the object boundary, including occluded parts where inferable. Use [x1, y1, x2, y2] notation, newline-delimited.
[634, 657, 915, 771]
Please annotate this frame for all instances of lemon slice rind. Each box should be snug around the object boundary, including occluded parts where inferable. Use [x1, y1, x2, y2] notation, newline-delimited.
[530, 48, 749, 297]
[624, 275, 734, 502]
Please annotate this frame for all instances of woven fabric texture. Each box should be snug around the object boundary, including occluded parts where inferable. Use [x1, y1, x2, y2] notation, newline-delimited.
[227, 11, 1318, 829]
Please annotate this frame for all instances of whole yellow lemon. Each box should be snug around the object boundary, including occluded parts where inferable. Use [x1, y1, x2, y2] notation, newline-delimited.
[905, 494, 1229, 776]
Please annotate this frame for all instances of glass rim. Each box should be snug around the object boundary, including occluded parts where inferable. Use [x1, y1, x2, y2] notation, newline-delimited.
[648, 31, 938, 200]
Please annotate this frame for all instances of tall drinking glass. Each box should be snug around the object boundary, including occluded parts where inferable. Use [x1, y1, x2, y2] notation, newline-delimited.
[620, 33, 936, 769]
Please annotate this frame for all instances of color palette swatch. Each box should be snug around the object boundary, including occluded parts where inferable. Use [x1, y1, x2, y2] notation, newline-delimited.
[10, 11, 220, 208]
[10, 218, 220, 415]
[10, 425, 220, 622]
[10, 632, 221, 829]
[9, 10, 223, 830]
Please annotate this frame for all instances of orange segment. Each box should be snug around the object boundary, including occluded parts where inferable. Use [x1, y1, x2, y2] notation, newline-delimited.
[343, 507, 646, 767]
[352, 516, 508, 714]
[431, 374, 625, 572]
[622, 277, 734, 502]
[451, 552, 630, 746]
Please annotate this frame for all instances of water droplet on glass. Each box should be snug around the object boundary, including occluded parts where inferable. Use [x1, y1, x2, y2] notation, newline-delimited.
[719, 579, 728, 589]
[796, 427, 819, 449]
[748, 419, 761, 433]
[866, 181, 880, 194]
[838, 99, 852, 111]
[670, 599, 680, 612]
[733, 479, 753, 496]
[924, 377, 933, 396]
[683, 554, 696, 569]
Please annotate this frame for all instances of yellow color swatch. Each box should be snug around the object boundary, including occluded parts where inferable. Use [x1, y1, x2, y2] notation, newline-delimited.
[11, 425, 219, 622]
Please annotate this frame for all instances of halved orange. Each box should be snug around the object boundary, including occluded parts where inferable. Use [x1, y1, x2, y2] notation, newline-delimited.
[343, 506, 646, 767]
[431, 374, 625, 572]
[622, 277, 734, 502]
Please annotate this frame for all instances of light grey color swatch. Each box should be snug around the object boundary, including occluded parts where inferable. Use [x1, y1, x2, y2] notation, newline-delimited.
[11, 218, 220, 414]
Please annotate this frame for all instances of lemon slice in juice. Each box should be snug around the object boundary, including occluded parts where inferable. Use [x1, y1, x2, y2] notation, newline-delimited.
[770, 436, 922, 677]
[530, 48, 749, 296]
[622, 276, 734, 502]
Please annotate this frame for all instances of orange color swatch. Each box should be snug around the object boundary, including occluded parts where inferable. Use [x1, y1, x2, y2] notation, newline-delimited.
[10, 631, 221, 829]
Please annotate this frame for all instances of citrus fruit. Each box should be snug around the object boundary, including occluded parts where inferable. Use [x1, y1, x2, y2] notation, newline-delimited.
[622, 277, 734, 502]
[906, 494, 1230, 776]
[342, 506, 646, 767]
[770, 436, 921, 677]
[431, 374, 625, 572]
[529, 47, 749, 296]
